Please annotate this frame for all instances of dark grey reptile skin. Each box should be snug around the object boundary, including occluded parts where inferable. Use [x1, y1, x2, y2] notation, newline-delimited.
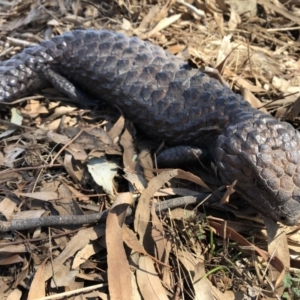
[1, 29, 300, 225]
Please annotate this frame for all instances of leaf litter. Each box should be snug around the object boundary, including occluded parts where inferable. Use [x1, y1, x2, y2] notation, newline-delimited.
[0, 0, 300, 299]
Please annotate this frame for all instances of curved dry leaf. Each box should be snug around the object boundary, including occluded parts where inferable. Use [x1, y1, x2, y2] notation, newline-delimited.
[106, 193, 134, 300]
[73, 242, 102, 269]
[49, 261, 79, 288]
[121, 18, 133, 31]
[231, 75, 266, 93]
[6, 289, 22, 300]
[264, 217, 290, 296]
[241, 87, 266, 111]
[193, 261, 214, 300]
[0, 244, 33, 254]
[122, 225, 170, 268]
[153, 169, 210, 190]
[23, 99, 49, 117]
[14, 191, 58, 201]
[176, 169, 211, 190]
[42, 225, 105, 282]
[66, 143, 87, 161]
[177, 249, 198, 275]
[63, 153, 84, 182]
[120, 126, 137, 171]
[46, 131, 70, 144]
[123, 167, 147, 193]
[140, 14, 182, 39]
[45, 105, 76, 122]
[108, 115, 125, 141]
[62, 180, 90, 202]
[154, 187, 200, 197]
[131, 271, 142, 300]
[138, 148, 154, 181]
[150, 203, 167, 263]
[134, 169, 179, 252]
[136, 256, 168, 300]
[28, 259, 46, 300]
[0, 197, 18, 221]
[216, 35, 232, 69]
[122, 225, 147, 255]
[0, 253, 25, 265]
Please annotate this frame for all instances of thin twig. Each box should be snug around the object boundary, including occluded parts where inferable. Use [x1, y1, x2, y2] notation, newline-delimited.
[0, 193, 222, 232]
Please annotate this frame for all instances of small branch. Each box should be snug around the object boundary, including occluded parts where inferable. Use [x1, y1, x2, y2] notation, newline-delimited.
[0, 192, 222, 232]
[0, 211, 111, 233]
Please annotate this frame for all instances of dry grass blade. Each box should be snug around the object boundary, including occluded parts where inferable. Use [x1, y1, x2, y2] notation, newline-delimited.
[209, 220, 286, 289]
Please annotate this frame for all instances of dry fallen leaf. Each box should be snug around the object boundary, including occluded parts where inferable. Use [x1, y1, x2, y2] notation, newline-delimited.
[134, 169, 179, 255]
[193, 260, 214, 300]
[28, 258, 47, 300]
[42, 225, 105, 282]
[87, 156, 119, 196]
[264, 217, 290, 295]
[136, 256, 169, 300]
[106, 193, 134, 300]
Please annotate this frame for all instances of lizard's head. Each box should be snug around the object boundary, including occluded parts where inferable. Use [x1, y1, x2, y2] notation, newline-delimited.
[214, 116, 300, 226]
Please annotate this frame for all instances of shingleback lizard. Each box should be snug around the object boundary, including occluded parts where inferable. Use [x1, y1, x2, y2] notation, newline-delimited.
[1, 30, 300, 225]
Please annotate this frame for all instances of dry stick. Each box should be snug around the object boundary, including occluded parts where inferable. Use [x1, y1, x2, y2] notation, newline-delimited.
[0, 193, 220, 233]
[0, 211, 111, 232]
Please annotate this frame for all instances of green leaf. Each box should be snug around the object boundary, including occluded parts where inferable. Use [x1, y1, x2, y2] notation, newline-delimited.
[292, 287, 300, 297]
[282, 291, 290, 299]
[283, 273, 293, 288]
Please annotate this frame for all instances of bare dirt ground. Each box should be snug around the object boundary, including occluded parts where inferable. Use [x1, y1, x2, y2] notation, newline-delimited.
[0, 0, 300, 299]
